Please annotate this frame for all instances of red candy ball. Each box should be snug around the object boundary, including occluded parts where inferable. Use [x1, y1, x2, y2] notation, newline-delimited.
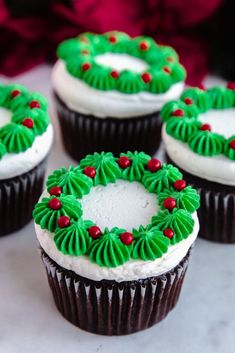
[139, 41, 148, 51]
[29, 100, 40, 109]
[110, 70, 119, 79]
[120, 232, 134, 245]
[147, 158, 162, 172]
[174, 179, 187, 191]
[82, 63, 91, 71]
[229, 139, 235, 150]
[163, 228, 175, 239]
[22, 118, 34, 129]
[89, 226, 101, 239]
[227, 82, 235, 90]
[172, 109, 184, 117]
[118, 156, 131, 169]
[58, 215, 71, 228]
[184, 97, 193, 105]
[49, 186, 62, 196]
[48, 198, 61, 210]
[141, 72, 152, 83]
[163, 197, 176, 211]
[84, 166, 96, 178]
[200, 123, 211, 131]
[109, 36, 117, 43]
[163, 66, 171, 74]
[11, 90, 21, 98]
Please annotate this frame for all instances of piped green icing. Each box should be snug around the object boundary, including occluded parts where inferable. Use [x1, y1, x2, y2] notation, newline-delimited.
[89, 227, 132, 267]
[166, 117, 201, 142]
[208, 87, 234, 109]
[188, 131, 224, 156]
[12, 108, 49, 135]
[152, 209, 194, 245]
[0, 140, 6, 159]
[0, 123, 34, 152]
[47, 166, 92, 198]
[54, 219, 93, 256]
[131, 226, 169, 260]
[158, 186, 200, 213]
[142, 164, 182, 194]
[33, 195, 82, 232]
[120, 151, 150, 181]
[224, 136, 235, 160]
[79, 152, 121, 186]
[180, 87, 212, 113]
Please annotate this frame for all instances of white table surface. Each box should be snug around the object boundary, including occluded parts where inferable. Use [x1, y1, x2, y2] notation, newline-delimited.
[0, 66, 234, 353]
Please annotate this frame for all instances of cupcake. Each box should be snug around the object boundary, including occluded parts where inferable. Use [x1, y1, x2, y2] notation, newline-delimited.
[161, 84, 235, 242]
[52, 31, 186, 161]
[33, 151, 200, 335]
[0, 82, 53, 236]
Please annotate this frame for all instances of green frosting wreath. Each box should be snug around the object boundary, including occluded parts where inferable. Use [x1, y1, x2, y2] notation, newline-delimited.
[57, 31, 186, 94]
[33, 151, 200, 268]
[0, 83, 50, 159]
[161, 86, 235, 160]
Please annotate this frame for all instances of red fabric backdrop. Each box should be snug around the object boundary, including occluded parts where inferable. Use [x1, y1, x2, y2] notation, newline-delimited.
[0, 0, 222, 84]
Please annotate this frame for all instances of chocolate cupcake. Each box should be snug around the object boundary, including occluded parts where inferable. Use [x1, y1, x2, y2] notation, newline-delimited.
[161, 84, 235, 243]
[52, 32, 186, 161]
[0, 82, 53, 236]
[33, 151, 199, 335]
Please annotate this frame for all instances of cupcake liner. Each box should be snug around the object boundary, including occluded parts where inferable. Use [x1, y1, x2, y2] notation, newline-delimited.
[41, 247, 191, 335]
[166, 154, 235, 243]
[0, 158, 47, 236]
[54, 93, 162, 161]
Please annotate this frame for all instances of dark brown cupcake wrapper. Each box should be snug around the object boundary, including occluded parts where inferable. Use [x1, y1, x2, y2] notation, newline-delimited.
[41, 247, 191, 335]
[0, 157, 47, 236]
[54, 92, 162, 162]
[166, 154, 235, 243]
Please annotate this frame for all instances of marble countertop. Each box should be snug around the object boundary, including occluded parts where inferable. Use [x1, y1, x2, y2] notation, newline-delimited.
[0, 66, 234, 353]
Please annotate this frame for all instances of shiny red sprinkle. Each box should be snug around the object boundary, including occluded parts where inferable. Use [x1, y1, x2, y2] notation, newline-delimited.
[84, 166, 96, 178]
[120, 232, 134, 245]
[22, 118, 34, 129]
[163, 197, 177, 211]
[147, 158, 161, 172]
[172, 109, 184, 117]
[82, 63, 91, 71]
[58, 215, 71, 228]
[164, 228, 175, 239]
[229, 139, 235, 149]
[48, 198, 61, 210]
[139, 41, 149, 51]
[141, 72, 152, 83]
[200, 123, 211, 131]
[88, 226, 101, 239]
[49, 186, 62, 196]
[174, 179, 187, 191]
[29, 100, 40, 109]
[109, 36, 117, 43]
[110, 70, 119, 79]
[227, 82, 235, 90]
[118, 156, 131, 169]
[11, 90, 21, 98]
[163, 66, 171, 74]
[184, 97, 193, 105]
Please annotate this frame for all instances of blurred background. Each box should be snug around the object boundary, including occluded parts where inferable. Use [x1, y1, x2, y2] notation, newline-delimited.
[0, 0, 234, 85]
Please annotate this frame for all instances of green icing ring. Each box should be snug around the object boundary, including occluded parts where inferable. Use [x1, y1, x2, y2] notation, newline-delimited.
[33, 151, 200, 268]
[161, 86, 235, 160]
[57, 31, 186, 94]
[0, 83, 50, 159]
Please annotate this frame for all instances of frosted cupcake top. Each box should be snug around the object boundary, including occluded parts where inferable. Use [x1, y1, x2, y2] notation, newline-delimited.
[161, 85, 235, 185]
[0, 83, 53, 179]
[34, 151, 200, 282]
[52, 31, 186, 118]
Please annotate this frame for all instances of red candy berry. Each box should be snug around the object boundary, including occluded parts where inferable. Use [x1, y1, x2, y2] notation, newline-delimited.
[82, 63, 91, 71]
[118, 156, 131, 169]
[174, 179, 187, 191]
[163, 66, 171, 74]
[120, 232, 134, 245]
[184, 97, 193, 105]
[58, 215, 71, 228]
[139, 41, 149, 51]
[88, 226, 101, 239]
[141, 72, 152, 83]
[163, 197, 176, 211]
[200, 123, 211, 131]
[49, 186, 62, 196]
[227, 82, 235, 90]
[110, 70, 119, 79]
[147, 158, 161, 172]
[11, 90, 21, 98]
[29, 100, 40, 109]
[109, 35, 117, 43]
[84, 166, 96, 178]
[22, 118, 34, 129]
[172, 109, 184, 117]
[48, 198, 61, 210]
[164, 228, 175, 239]
[229, 139, 235, 149]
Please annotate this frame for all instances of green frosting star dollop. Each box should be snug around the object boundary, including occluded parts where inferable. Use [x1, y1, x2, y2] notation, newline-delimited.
[158, 186, 200, 213]
[120, 151, 150, 181]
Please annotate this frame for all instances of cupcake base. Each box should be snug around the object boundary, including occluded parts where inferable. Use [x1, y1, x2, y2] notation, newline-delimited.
[41, 247, 191, 335]
[54, 93, 162, 161]
[0, 158, 47, 236]
[166, 154, 235, 243]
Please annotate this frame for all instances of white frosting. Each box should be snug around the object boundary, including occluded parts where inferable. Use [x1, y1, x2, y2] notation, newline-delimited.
[94, 53, 148, 73]
[80, 180, 158, 231]
[52, 60, 184, 118]
[162, 125, 235, 186]
[0, 123, 53, 180]
[198, 108, 235, 138]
